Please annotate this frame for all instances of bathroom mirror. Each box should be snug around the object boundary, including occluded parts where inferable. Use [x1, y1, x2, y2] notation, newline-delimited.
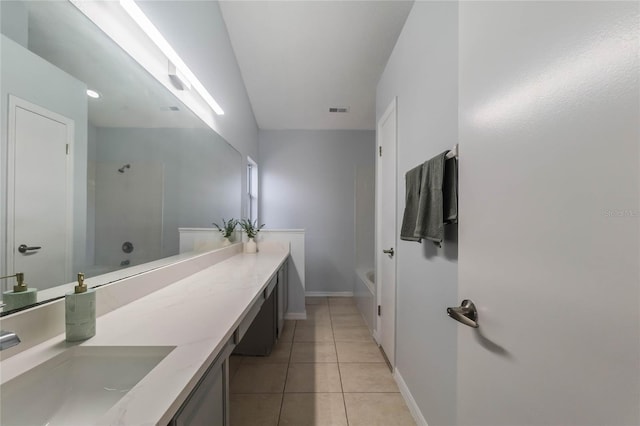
[0, 0, 242, 315]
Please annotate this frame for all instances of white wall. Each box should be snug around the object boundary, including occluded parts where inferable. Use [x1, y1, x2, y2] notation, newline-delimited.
[259, 130, 375, 294]
[136, 1, 259, 217]
[0, 34, 88, 281]
[456, 2, 639, 425]
[376, 2, 459, 425]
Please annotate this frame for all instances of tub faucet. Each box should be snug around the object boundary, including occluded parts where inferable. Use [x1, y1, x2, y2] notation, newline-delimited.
[0, 330, 21, 350]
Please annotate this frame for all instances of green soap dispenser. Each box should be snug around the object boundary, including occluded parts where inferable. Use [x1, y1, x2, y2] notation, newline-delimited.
[1, 273, 37, 311]
[65, 273, 96, 342]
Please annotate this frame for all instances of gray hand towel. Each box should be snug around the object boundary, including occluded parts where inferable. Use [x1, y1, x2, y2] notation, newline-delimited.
[415, 151, 449, 246]
[443, 157, 458, 224]
[400, 164, 423, 242]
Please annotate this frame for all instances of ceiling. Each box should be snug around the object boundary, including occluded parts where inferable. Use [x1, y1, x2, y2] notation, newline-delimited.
[219, 1, 413, 130]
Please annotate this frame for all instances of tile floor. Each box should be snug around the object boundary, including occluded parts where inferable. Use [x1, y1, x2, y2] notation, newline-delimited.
[229, 296, 416, 426]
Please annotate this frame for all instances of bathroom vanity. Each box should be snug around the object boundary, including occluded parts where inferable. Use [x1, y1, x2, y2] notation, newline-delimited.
[0, 243, 290, 425]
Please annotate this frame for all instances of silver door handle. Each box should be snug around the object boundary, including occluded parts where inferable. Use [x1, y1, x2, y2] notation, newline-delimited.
[447, 300, 479, 328]
[18, 244, 41, 254]
[382, 248, 394, 257]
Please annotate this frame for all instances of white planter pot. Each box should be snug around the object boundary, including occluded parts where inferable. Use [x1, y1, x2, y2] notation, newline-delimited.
[222, 237, 231, 247]
[244, 237, 257, 253]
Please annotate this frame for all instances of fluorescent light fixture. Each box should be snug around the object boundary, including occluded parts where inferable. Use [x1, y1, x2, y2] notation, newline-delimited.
[86, 89, 101, 99]
[119, 0, 224, 115]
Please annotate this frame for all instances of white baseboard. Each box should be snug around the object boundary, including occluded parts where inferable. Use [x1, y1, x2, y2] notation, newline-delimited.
[394, 367, 428, 426]
[284, 312, 307, 320]
[305, 291, 354, 297]
[372, 329, 381, 344]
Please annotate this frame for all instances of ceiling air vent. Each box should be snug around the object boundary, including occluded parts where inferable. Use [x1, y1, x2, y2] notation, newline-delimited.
[329, 107, 350, 113]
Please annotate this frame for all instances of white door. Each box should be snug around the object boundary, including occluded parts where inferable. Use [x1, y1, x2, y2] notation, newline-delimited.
[7, 96, 74, 289]
[456, 2, 639, 425]
[376, 97, 397, 367]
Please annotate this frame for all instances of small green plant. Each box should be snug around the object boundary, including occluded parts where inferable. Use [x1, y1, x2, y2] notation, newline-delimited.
[240, 219, 265, 239]
[212, 218, 238, 238]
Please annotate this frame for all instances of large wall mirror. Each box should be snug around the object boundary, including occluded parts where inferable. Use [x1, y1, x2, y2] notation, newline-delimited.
[0, 0, 242, 315]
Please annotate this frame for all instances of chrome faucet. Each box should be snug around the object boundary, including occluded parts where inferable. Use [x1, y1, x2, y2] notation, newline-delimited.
[0, 330, 21, 350]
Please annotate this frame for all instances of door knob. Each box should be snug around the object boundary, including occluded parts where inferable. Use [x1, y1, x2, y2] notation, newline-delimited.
[18, 244, 41, 254]
[382, 248, 394, 257]
[447, 300, 479, 328]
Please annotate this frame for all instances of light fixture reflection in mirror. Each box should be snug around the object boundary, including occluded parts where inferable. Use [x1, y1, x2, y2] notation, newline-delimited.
[0, 0, 241, 316]
[118, 0, 224, 115]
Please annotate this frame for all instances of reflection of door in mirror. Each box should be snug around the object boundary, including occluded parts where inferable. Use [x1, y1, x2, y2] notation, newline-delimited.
[7, 96, 74, 292]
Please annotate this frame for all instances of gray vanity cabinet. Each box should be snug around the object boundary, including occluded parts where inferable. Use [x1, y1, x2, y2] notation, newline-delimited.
[170, 339, 234, 426]
[169, 260, 289, 425]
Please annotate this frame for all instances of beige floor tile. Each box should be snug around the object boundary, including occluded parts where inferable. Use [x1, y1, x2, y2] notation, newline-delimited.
[242, 342, 292, 364]
[305, 306, 332, 323]
[290, 342, 338, 363]
[230, 393, 282, 426]
[335, 341, 384, 363]
[285, 363, 342, 393]
[307, 304, 330, 313]
[339, 363, 398, 392]
[306, 296, 328, 305]
[331, 313, 366, 328]
[328, 297, 355, 306]
[329, 304, 360, 315]
[332, 326, 373, 342]
[294, 324, 334, 342]
[231, 363, 288, 393]
[279, 321, 296, 343]
[344, 393, 415, 426]
[279, 393, 347, 426]
[303, 315, 332, 326]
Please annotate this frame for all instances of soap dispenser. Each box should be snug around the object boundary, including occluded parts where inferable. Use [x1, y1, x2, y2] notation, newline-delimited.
[65, 273, 96, 342]
[1, 273, 37, 311]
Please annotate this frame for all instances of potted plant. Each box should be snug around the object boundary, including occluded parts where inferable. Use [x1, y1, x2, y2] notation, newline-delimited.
[212, 218, 238, 246]
[239, 219, 265, 253]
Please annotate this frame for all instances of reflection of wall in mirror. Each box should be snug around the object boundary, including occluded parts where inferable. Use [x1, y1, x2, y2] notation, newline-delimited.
[93, 127, 242, 259]
[95, 162, 164, 271]
[0, 34, 88, 291]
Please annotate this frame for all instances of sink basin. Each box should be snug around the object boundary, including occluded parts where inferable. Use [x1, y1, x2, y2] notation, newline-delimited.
[1, 345, 174, 426]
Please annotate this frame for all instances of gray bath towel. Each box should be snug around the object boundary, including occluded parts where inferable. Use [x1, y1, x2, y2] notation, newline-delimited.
[400, 164, 423, 241]
[415, 151, 449, 246]
[443, 157, 458, 224]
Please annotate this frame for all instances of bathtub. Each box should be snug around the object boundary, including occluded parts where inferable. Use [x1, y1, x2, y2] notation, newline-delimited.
[355, 268, 376, 333]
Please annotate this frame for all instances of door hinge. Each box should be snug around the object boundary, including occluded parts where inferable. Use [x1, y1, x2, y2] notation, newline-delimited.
[378, 305, 381, 316]
[66, 144, 69, 155]
[379, 146, 382, 157]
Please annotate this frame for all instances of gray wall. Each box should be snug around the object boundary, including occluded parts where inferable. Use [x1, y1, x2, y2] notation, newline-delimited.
[137, 1, 259, 217]
[0, 34, 88, 280]
[259, 130, 375, 294]
[376, 2, 458, 425]
[355, 164, 375, 272]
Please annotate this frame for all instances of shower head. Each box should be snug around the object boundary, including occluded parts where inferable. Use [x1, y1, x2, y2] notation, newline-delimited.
[118, 164, 131, 173]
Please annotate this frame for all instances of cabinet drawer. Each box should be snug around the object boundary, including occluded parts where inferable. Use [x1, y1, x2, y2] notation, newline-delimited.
[264, 275, 277, 299]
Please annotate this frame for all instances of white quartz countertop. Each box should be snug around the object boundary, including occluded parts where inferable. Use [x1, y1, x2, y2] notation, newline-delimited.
[1, 245, 289, 425]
